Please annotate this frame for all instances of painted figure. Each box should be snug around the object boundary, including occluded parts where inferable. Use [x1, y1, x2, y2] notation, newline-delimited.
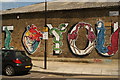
[96, 21, 108, 53]
[96, 21, 119, 56]
[4, 27, 12, 49]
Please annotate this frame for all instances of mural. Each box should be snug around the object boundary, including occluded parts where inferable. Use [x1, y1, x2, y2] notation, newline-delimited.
[47, 23, 68, 54]
[68, 22, 96, 56]
[23, 24, 43, 54]
[21, 21, 119, 57]
[4, 27, 12, 49]
[96, 21, 119, 56]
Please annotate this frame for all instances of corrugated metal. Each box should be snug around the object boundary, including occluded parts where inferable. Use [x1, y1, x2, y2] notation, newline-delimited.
[0, 2, 119, 15]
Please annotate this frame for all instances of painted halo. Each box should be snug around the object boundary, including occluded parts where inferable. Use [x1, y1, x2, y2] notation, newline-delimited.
[96, 21, 119, 56]
[68, 22, 96, 56]
[23, 24, 43, 54]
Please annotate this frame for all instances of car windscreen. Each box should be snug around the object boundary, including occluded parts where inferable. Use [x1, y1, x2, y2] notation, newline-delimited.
[15, 51, 27, 58]
[2, 50, 14, 58]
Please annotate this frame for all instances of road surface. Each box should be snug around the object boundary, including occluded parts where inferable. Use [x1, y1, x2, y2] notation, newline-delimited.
[2, 71, 119, 80]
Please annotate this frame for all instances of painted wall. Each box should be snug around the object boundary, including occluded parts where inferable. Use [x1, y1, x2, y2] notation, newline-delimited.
[22, 24, 43, 54]
[1, 6, 119, 59]
[1, 12, 46, 57]
[68, 21, 119, 57]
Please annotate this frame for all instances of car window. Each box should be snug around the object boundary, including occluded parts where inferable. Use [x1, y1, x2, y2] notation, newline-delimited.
[2, 50, 13, 58]
[0, 50, 5, 58]
[3, 51, 10, 57]
[1, 51, 6, 57]
[15, 51, 27, 58]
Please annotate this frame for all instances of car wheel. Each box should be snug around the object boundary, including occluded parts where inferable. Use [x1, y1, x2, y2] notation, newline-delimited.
[5, 65, 15, 76]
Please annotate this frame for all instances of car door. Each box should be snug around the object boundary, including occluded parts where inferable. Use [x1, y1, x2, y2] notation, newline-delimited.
[2, 50, 14, 68]
[2, 50, 9, 69]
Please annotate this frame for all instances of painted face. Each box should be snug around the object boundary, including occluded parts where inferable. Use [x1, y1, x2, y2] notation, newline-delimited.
[98, 22, 102, 28]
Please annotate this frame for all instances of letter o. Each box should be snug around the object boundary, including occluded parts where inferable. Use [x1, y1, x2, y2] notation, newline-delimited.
[68, 22, 96, 56]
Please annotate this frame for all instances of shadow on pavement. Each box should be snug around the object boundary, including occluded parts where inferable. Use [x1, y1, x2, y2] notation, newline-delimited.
[2, 72, 31, 76]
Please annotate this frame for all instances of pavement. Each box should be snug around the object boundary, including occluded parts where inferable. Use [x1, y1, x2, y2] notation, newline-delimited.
[31, 57, 119, 76]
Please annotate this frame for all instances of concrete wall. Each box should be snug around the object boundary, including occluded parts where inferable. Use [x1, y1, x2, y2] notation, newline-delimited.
[1, 6, 119, 59]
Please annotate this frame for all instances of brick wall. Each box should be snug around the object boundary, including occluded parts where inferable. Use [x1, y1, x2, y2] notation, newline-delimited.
[1, 6, 119, 59]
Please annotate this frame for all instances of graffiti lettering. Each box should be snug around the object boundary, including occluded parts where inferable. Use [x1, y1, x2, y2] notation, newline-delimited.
[96, 21, 119, 56]
[4, 27, 12, 49]
[22, 21, 119, 57]
[68, 22, 96, 56]
[93, 59, 102, 62]
[93, 59, 112, 63]
[47, 23, 68, 54]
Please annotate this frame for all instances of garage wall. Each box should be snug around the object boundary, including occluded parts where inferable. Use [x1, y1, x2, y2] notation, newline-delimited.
[1, 6, 119, 59]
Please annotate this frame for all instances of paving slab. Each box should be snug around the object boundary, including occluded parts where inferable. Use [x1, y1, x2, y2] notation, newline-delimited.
[31, 58, 119, 76]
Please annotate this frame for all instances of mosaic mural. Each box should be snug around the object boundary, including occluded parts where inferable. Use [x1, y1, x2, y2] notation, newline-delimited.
[47, 23, 68, 54]
[22, 24, 43, 54]
[4, 27, 12, 49]
[21, 21, 119, 57]
[68, 22, 96, 56]
[96, 21, 119, 56]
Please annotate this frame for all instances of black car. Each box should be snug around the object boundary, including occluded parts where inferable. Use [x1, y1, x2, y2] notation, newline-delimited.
[0, 49, 32, 76]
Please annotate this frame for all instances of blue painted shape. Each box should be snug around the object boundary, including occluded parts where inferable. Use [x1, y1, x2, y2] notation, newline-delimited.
[4, 27, 11, 49]
[96, 21, 108, 53]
